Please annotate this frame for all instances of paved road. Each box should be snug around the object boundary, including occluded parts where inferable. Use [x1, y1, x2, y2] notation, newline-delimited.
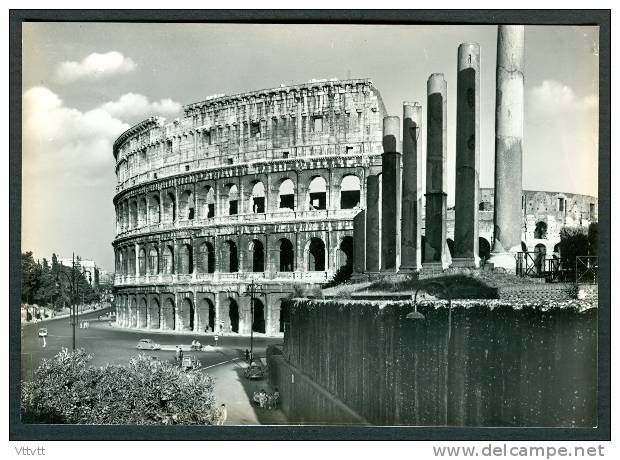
[20, 308, 283, 381]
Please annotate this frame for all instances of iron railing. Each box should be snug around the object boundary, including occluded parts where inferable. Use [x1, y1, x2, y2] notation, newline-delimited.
[576, 256, 598, 284]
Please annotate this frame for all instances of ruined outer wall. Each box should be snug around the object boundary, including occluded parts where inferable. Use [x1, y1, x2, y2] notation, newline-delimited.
[276, 299, 597, 426]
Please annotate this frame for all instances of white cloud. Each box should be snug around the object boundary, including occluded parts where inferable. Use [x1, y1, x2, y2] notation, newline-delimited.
[524, 80, 598, 196]
[55, 51, 136, 83]
[99, 93, 182, 121]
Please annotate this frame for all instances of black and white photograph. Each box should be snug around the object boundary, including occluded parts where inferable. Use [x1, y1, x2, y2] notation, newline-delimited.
[9, 8, 610, 449]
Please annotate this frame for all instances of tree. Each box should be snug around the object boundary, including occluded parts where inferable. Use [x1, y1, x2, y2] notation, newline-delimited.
[21, 349, 219, 425]
[588, 222, 598, 256]
[21, 252, 38, 304]
[559, 226, 589, 267]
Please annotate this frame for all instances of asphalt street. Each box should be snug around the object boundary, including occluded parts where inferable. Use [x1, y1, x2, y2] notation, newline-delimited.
[20, 307, 284, 381]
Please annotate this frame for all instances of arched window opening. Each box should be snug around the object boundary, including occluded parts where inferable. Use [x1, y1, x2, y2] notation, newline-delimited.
[129, 298, 137, 328]
[478, 237, 491, 261]
[128, 248, 136, 275]
[179, 297, 194, 331]
[198, 242, 215, 274]
[250, 239, 265, 272]
[138, 298, 148, 328]
[162, 245, 174, 274]
[227, 184, 239, 216]
[201, 186, 215, 219]
[308, 177, 327, 210]
[534, 221, 548, 239]
[179, 190, 194, 220]
[162, 298, 175, 331]
[178, 244, 193, 274]
[129, 201, 138, 228]
[279, 179, 295, 210]
[148, 247, 159, 274]
[279, 238, 294, 272]
[198, 298, 216, 333]
[149, 298, 160, 329]
[251, 182, 265, 213]
[308, 237, 326, 271]
[339, 236, 354, 268]
[149, 195, 161, 224]
[138, 248, 147, 276]
[224, 240, 238, 273]
[228, 299, 239, 333]
[340, 175, 361, 209]
[535, 243, 547, 274]
[553, 243, 560, 256]
[139, 198, 148, 226]
[163, 192, 176, 222]
[252, 299, 265, 333]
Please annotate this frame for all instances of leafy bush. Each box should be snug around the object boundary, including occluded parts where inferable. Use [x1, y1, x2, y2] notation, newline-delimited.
[21, 349, 218, 425]
[588, 222, 598, 256]
[322, 263, 353, 289]
[559, 227, 589, 265]
[368, 274, 499, 299]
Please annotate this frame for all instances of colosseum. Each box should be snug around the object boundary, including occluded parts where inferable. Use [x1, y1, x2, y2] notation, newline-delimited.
[112, 78, 597, 337]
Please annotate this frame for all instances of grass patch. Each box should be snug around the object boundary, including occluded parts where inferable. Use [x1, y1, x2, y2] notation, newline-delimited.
[368, 274, 499, 299]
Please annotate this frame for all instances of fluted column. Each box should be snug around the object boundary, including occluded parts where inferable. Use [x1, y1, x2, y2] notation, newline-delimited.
[454, 42, 481, 267]
[365, 174, 381, 272]
[400, 102, 423, 272]
[489, 25, 525, 272]
[381, 116, 401, 271]
[423, 74, 451, 268]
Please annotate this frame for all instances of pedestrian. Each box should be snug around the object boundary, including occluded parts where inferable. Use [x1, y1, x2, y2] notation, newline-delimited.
[216, 404, 227, 425]
[272, 388, 280, 408]
[175, 346, 181, 363]
[258, 389, 267, 408]
[214, 334, 219, 346]
[179, 347, 184, 362]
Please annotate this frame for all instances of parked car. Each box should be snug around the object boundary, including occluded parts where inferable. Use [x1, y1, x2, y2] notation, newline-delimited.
[181, 355, 201, 370]
[136, 338, 161, 350]
[37, 327, 48, 337]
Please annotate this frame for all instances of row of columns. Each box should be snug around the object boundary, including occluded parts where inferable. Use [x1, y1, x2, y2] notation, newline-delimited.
[355, 26, 524, 273]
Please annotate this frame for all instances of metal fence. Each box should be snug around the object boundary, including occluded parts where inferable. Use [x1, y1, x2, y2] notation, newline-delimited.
[576, 256, 598, 284]
[516, 252, 597, 283]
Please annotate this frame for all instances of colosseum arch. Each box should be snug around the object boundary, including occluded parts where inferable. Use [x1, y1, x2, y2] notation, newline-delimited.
[278, 238, 294, 272]
[120, 247, 128, 275]
[222, 240, 239, 273]
[308, 176, 327, 211]
[162, 245, 174, 274]
[226, 184, 239, 216]
[179, 190, 194, 221]
[197, 241, 215, 274]
[339, 175, 361, 209]
[249, 239, 265, 272]
[307, 237, 326, 271]
[338, 236, 354, 268]
[148, 247, 159, 274]
[197, 298, 216, 333]
[149, 194, 161, 224]
[161, 297, 175, 331]
[178, 297, 194, 331]
[251, 298, 266, 333]
[178, 243, 193, 274]
[148, 297, 160, 329]
[163, 192, 176, 222]
[278, 178, 295, 211]
[251, 181, 266, 214]
[138, 197, 148, 227]
[198, 185, 216, 219]
[129, 297, 137, 328]
[138, 248, 147, 276]
[129, 201, 138, 229]
[128, 247, 136, 275]
[224, 298, 239, 333]
[137, 297, 148, 328]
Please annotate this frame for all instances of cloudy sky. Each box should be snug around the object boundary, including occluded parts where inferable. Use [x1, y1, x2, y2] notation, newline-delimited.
[21, 23, 599, 271]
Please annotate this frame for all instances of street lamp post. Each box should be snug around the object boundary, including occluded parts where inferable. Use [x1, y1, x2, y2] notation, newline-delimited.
[243, 279, 263, 363]
[56, 253, 92, 350]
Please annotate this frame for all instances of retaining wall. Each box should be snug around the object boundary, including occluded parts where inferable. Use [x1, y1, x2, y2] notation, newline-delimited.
[273, 298, 597, 426]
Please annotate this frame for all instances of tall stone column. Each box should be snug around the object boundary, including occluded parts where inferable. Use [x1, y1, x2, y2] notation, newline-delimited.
[489, 25, 524, 272]
[381, 116, 401, 272]
[353, 210, 366, 274]
[454, 43, 481, 267]
[365, 174, 381, 272]
[423, 74, 451, 269]
[401, 102, 422, 272]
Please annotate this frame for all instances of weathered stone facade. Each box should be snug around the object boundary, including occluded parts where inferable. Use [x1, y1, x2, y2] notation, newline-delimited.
[112, 79, 387, 336]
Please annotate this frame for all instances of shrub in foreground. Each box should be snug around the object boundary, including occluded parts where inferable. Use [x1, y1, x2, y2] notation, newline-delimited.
[21, 349, 218, 425]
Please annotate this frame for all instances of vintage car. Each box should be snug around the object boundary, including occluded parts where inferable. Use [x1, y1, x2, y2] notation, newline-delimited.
[181, 355, 201, 370]
[136, 338, 161, 350]
[37, 327, 48, 337]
